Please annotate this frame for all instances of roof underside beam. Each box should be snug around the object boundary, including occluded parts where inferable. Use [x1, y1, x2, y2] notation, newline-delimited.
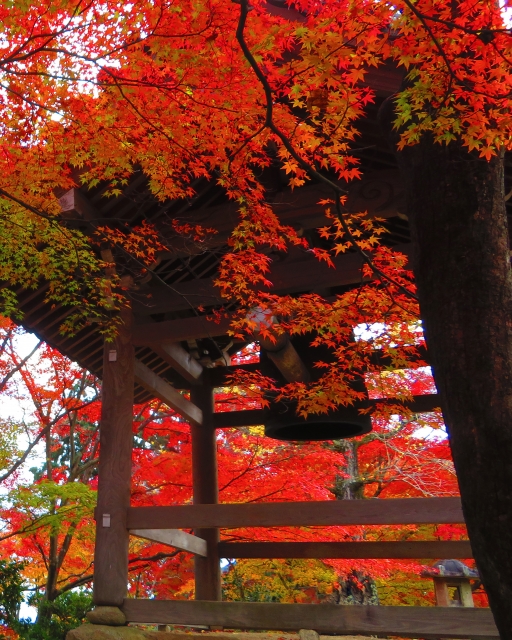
[134, 359, 203, 425]
[133, 316, 233, 345]
[152, 342, 203, 384]
[130, 242, 412, 317]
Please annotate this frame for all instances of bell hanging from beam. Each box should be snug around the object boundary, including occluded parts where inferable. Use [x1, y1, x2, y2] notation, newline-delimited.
[264, 402, 372, 442]
[254, 322, 373, 441]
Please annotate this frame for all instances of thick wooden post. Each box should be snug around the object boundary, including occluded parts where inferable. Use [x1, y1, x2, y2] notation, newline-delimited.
[93, 309, 134, 606]
[190, 381, 221, 601]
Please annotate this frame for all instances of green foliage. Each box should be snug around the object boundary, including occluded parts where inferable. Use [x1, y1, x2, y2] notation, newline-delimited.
[5, 480, 96, 537]
[16, 591, 93, 640]
[222, 559, 337, 603]
[0, 559, 25, 634]
[0, 420, 24, 473]
[0, 199, 121, 337]
[375, 572, 435, 606]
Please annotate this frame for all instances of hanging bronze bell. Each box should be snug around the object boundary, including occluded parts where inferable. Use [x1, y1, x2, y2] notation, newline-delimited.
[264, 403, 372, 442]
[258, 331, 372, 441]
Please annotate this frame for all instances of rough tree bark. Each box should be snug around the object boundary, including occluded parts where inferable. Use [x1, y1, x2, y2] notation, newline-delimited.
[380, 101, 512, 637]
[332, 440, 365, 500]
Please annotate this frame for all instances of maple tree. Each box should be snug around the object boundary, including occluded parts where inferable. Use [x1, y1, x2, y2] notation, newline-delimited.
[0, 0, 511, 633]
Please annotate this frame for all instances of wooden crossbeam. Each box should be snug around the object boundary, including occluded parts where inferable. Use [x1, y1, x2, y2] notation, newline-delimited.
[131, 242, 412, 317]
[209, 347, 429, 387]
[133, 315, 233, 345]
[218, 540, 472, 559]
[121, 600, 498, 638]
[127, 497, 464, 530]
[153, 342, 203, 384]
[212, 394, 441, 429]
[131, 242, 413, 343]
[134, 360, 202, 426]
[130, 529, 207, 557]
[213, 409, 267, 428]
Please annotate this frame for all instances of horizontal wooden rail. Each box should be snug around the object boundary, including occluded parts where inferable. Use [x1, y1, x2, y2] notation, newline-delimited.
[121, 600, 498, 638]
[127, 497, 464, 530]
[218, 540, 472, 559]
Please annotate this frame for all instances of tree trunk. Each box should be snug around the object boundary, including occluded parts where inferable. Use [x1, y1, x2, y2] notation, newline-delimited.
[332, 441, 365, 500]
[381, 103, 512, 637]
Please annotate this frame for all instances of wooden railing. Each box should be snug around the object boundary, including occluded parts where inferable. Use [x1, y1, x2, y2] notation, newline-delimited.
[127, 496, 464, 528]
[218, 540, 473, 559]
[124, 497, 499, 638]
[122, 600, 498, 639]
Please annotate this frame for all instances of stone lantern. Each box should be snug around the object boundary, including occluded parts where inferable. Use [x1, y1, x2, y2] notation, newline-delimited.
[422, 559, 479, 608]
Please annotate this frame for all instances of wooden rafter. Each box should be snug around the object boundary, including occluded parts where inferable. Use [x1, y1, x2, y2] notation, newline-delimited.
[132, 315, 233, 345]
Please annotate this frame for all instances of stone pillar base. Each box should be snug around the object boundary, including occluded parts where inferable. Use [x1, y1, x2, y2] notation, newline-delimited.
[66, 625, 151, 640]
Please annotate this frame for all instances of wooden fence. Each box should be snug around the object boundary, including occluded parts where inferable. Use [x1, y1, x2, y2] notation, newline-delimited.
[123, 497, 500, 638]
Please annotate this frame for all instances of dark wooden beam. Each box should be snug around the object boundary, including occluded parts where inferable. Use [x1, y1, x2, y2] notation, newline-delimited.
[191, 383, 221, 601]
[129, 170, 405, 258]
[59, 187, 97, 221]
[130, 279, 222, 317]
[127, 497, 464, 530]
[218, 540, 472, 559]
[134, 360, 203, 425]
[93, 308, 134, 607]
[131, 242, 412, 317]
[130, 529, 207, 557]
[209, 350, 429, 386]
[260, 337, 310, 383]
[153, 342, 203, 384]
[211, 394, 441, 429]
[208, 362, 261, 386]
[121, 600, 498, 638]
[212, 409, 267, 429]
[132, 315, 233, 345]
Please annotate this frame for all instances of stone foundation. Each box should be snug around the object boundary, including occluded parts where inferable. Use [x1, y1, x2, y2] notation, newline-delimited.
[67, 627, 372, 640]
[66, 625, 152, 640]
[67, 610, 370, 640]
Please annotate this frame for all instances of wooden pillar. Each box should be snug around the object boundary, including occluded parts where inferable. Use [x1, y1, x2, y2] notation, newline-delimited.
[93, 308, 134, 606]
[190, 380, 221, 601]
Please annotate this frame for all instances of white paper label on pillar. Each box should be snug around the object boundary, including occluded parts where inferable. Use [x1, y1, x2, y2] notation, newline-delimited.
[102, 514, 111, 527]
[108, 350, 117, 362]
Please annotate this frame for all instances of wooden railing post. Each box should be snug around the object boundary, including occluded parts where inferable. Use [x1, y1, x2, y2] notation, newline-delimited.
[191, 380, 221, 601]
[93, 308, 134, 606]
